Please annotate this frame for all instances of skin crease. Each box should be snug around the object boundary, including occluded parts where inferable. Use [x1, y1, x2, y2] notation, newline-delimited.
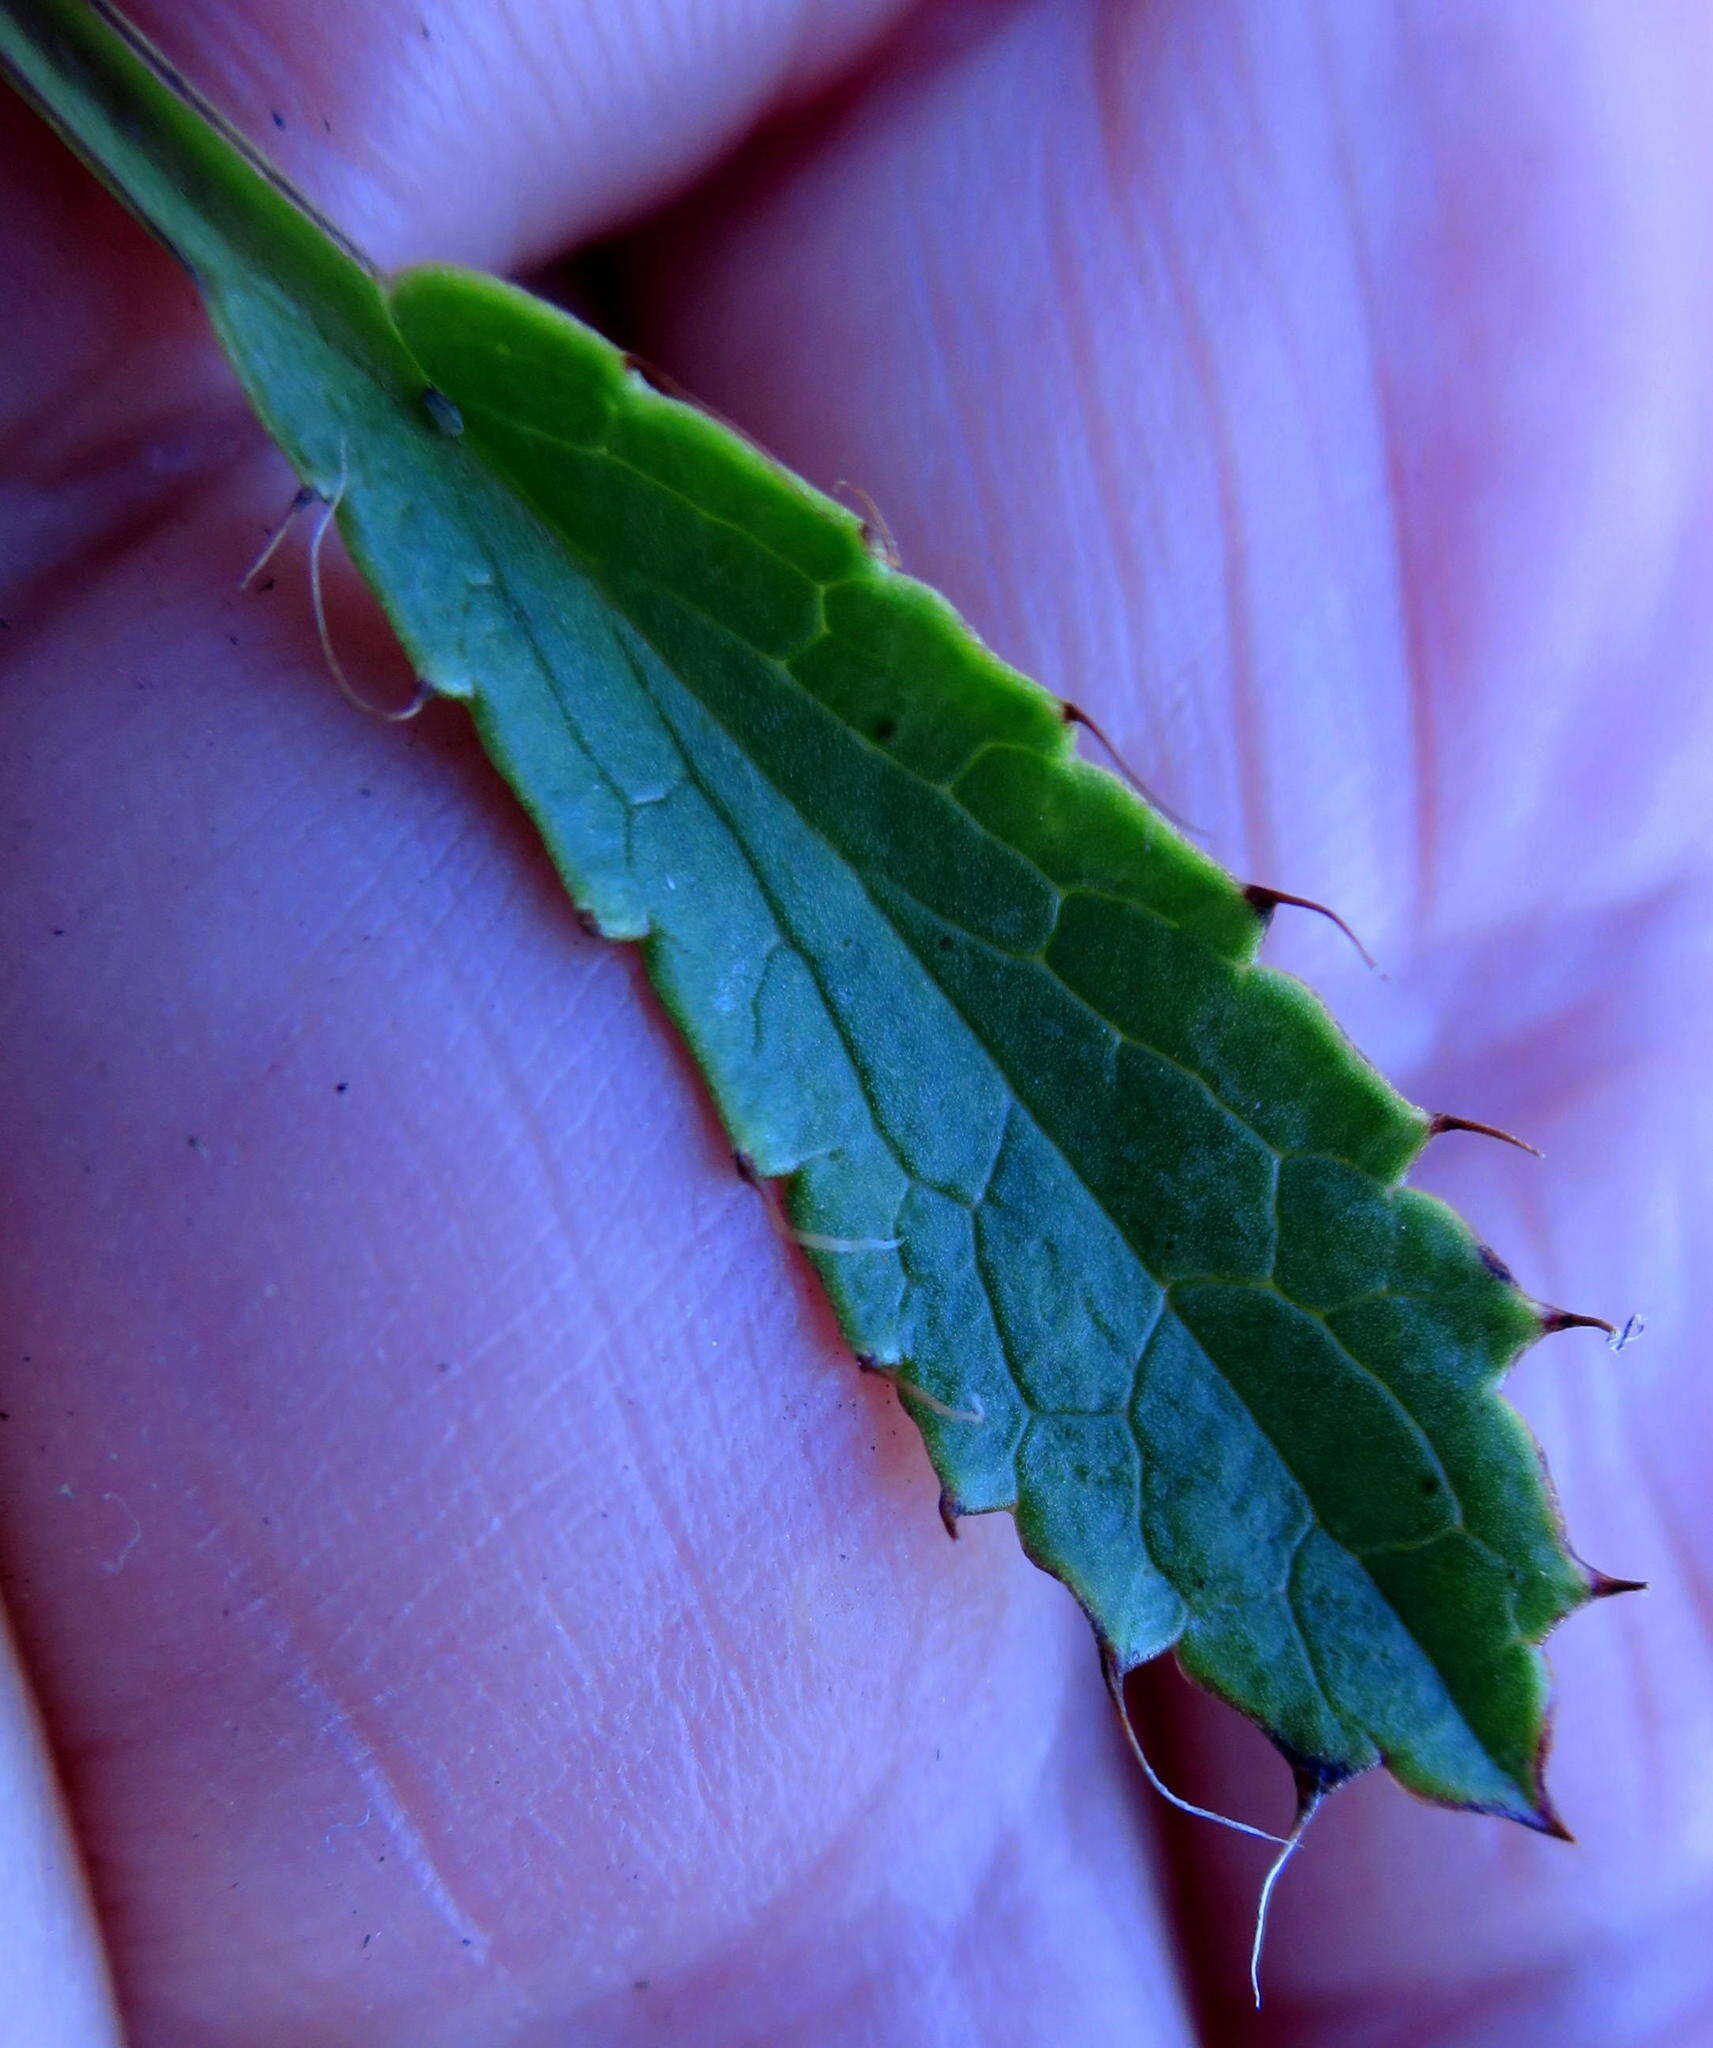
[1, 0, 1711, 2041]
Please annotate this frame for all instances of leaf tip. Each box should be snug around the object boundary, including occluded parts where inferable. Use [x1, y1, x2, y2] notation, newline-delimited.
[1527, 1797, 1577, 1845]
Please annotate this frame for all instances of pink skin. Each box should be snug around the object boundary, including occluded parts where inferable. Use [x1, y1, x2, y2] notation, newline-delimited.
[3, 2, 1711, 2041]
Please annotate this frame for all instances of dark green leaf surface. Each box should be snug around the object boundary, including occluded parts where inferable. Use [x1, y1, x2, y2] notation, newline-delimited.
[0, 0, 1599, 1829]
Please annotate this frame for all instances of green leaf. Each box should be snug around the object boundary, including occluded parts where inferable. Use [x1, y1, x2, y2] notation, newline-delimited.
[0, 0, 1605, 1831]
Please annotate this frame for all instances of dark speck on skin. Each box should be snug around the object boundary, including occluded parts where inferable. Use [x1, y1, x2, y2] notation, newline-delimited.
[270, 108, 285, 129]
[335, 1081, 349, 1094]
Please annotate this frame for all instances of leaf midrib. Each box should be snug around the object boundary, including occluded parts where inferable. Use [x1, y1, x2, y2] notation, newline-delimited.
[563, 553, 1508, 1636]
[244, 255, 1525, 1776]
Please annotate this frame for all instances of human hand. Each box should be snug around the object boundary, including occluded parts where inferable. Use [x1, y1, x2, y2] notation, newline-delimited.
[3, 4, 1708, 2042]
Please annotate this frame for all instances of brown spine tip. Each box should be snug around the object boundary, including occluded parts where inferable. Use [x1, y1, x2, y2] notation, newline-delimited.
[1061, 703, 1201, 836]
[853, 1352, 882, 1375]
[833, 482, 903, 569]
[861, 525, 901, 569]
[622, 349, 674, 395]
[624, 352, 774, 458]
[1527, 1797, 1576, 1844]
[1427, 1112, 1544, 1158]
[937, 1491, 961, 1541]
[1537, 1306, 1618, 1339]
[1244, 885, 1379, 972]
[1587, 1569, 1648, 1600]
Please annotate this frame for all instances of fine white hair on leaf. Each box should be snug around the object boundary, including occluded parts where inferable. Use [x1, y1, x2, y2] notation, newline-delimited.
[1101, 1646, 1290, 1848]
[307, 453, 429, 723]
[832, 479, 902, 571]
[238, 483, 314, 590]
[791, 1229, 903, 1254]
[886, 1378, 983, 1426]
[1250, 1779, 1330, 2008]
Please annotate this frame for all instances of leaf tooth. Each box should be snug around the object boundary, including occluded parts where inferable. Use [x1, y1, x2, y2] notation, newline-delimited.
[829, 480, 903, 571]
[1058, 700, 1199, 837]
[1272, 1743, 1360, 1805]
[1512, 1717, 1575, 1842]
[1426, 1112, 1544, 1158]
[1437, 1755, 1572, 1840]
[1535, 1305, 1619, 1339]
[1242, 884, 1380, 972]
[1585, 1567, 1648, 1600]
